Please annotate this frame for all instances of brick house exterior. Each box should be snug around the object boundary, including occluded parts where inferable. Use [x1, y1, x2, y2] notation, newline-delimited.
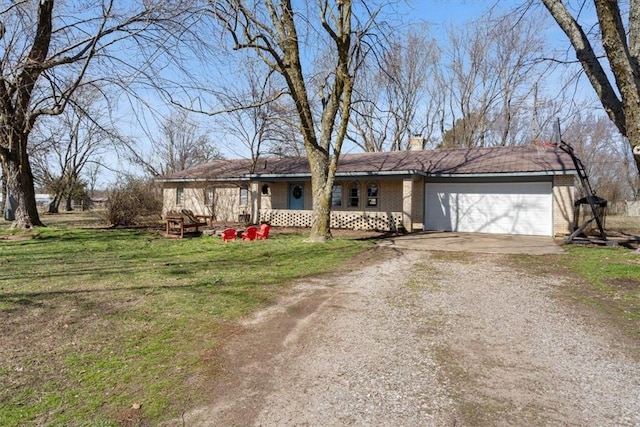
[157, 145, 577, 237]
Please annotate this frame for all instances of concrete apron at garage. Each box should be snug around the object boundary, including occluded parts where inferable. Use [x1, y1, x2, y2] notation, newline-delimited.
[387, 231, 564, 255]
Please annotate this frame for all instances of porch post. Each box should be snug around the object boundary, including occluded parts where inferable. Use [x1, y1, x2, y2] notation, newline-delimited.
[250, 181, 260, 224]
[402, 178, 413, 232]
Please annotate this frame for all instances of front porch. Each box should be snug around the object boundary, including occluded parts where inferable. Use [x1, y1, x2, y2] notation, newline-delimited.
[259, 209, 404, 231]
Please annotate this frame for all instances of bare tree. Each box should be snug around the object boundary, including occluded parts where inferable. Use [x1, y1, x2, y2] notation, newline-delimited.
[563, 112, 636, 202]
[541, 0, 640, 175]
[437, 10, 550, 148]
[31, 91, 114, 213]
[0, 1, 204, 228]
[210, 0, 381, 241]
[213, 56, 300, 170]
[130, 109, 222, 177]
[264, 94, 306, 157]
[349, 29, 435, 152]
[84, 162, 101, 199]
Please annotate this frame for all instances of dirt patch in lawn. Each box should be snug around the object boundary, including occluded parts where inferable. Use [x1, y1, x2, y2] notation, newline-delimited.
[605, 277, 640, 290]
[0, 232, 38, 241]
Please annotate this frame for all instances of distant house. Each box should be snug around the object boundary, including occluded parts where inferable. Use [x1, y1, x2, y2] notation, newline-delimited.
[35, 194, 53, 207]
[156, 145, 577, 237]
[89, 197, 109, 209]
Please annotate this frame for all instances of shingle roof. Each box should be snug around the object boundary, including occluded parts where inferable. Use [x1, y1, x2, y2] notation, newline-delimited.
[157, 145, 576, 182]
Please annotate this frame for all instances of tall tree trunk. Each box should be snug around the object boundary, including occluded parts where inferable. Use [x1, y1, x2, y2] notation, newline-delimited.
[0, 175, 6, 216]
[307, 149, 333, 242]
[542, 0, 640, 175]
[2, 138, 43, 228]
[65, 193, 73, 211]
[0, 0, 53, 228]
[626, 128, 640, 174]
[48, 196, 61, 214]
[594, 0, 640, 174]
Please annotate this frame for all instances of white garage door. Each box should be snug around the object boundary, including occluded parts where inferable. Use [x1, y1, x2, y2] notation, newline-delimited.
[425, 181, 553, 236]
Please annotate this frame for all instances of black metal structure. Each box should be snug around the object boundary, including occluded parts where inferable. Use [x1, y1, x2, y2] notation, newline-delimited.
[557, 138, 608, 243]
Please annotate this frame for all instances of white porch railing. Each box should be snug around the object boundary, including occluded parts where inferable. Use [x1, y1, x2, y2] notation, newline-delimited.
[259, 209, 403, 231]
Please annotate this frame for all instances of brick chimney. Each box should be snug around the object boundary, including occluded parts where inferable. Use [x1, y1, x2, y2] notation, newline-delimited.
[408, 135, 425, 151]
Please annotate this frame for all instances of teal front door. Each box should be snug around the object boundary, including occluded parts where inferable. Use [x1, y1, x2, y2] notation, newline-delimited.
[288, 184, 304, 210]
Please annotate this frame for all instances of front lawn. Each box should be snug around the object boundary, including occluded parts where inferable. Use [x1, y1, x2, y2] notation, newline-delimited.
[0, 225, 374, 426]
[562, 245, 640, 326]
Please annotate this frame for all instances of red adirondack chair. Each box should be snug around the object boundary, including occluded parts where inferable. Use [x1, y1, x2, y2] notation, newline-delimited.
[221, 228, 237, 242]
[241, 226, 258, 241]
[256, 223, 271, 240]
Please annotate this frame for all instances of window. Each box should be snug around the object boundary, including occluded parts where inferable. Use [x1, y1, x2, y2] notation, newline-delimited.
[204, 187, 214, 206]
[366, 182, 379, 207]
[239, 185, 249, 205]
[348, 183, 360, 207]
[332, 184, 342, 207]
[176, 186, 184, 206]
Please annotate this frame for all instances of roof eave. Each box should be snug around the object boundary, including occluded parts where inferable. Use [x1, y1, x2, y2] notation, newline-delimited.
[249, 172, 311, 179]
[424, 170, 577, 178]
[155, 177, 251, 183]
[158, 168, 577, 183]
[250, 170, 423, 179]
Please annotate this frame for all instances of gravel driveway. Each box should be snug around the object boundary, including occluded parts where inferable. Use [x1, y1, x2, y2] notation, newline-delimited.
[168, 245, 640, 426]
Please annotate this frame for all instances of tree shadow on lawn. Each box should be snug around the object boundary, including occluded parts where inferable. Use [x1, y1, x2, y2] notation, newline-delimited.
[0, 256, 218, 281]
[1, 227, 365, 312]
[0, 275, 228, 311]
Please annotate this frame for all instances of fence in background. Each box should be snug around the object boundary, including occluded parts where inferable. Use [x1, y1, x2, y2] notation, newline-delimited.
[626, 201, 640, 217]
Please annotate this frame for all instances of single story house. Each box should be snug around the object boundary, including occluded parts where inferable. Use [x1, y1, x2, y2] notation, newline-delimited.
[157, 145, 577, 237]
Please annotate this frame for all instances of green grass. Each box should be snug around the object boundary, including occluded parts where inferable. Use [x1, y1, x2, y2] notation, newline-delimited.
[0, 224, 374, 426]
[563, 246, 639, 288]
[562, 246, 640, 323]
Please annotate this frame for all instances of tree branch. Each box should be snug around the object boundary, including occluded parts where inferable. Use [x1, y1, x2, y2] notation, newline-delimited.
[541, 0, 626, 134]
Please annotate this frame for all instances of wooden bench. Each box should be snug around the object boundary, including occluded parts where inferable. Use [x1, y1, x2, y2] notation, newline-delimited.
[165, 210, 210, 238]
